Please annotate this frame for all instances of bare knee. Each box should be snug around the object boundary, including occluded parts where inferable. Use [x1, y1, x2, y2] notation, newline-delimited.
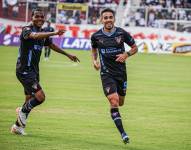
[107, 93, 119, 108]
[35, 90, 46, 103]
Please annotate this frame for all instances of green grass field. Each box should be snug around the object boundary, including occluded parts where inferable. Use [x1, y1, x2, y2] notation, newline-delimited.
[0, 46, 191, 150]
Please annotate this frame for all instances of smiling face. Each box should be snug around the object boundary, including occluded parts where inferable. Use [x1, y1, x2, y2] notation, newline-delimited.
[101, 11, 115, 32]
[32, 11, 45, 28]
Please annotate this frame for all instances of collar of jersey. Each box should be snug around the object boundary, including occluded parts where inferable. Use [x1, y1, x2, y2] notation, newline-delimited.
[31, 25, 42, 32]
[102, 27, 116, 37]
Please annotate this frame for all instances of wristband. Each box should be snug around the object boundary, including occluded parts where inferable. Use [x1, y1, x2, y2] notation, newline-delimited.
[126, 52, 131, 57]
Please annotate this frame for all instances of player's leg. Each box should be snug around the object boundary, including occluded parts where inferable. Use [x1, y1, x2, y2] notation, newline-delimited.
[116, 79, 129, 143]
[107, 93, 129, 143]
[117, 79, 127, 107]
[45, 46, 48, 58]
[15, 72, 45, 128]
[18, 88, 45, 128]
[11, 92, 32, 135]
[47, 47, 51, 58]
[119, 95, 125, 106]
[101, 75, 128, 143]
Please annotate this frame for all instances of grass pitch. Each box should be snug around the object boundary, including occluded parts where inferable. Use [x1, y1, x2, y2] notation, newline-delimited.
[0, 46, 191, 150]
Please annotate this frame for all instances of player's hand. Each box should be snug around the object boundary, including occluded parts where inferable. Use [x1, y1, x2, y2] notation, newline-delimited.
[115, 53, 128, 63]
[67, 54, 80, 62]
[93, 60, 100, 71]
[55, 29, 66, 36]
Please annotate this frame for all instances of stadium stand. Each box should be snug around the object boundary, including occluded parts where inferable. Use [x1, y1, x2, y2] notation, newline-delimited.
[0, 0, 191, 32]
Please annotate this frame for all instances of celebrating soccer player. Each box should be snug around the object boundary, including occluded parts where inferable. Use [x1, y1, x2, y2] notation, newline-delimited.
[91, 8, 138, 144]
[11, 8, 80, 135]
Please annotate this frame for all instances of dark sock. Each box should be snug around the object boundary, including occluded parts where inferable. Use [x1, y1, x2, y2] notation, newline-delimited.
[22, 97, 42, 114]
[15, 120, 21, 127]
[110, 108, 125, 135]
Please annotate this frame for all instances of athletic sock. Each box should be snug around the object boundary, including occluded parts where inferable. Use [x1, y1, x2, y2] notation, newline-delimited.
[110, 108, 125, 135]
[15, 120, 21, 127]
[21, 97, 42, 114]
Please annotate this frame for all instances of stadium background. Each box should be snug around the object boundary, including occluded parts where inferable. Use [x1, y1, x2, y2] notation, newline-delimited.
[0, 0, 191, 150]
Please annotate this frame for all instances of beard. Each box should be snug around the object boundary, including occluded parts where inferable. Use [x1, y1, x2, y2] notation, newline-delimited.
[105, 23, 114, 31]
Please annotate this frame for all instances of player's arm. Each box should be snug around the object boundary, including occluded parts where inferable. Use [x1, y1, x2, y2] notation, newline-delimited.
[116, 44, 138, 63]
[49, 43, 80, 62]
[91, 34, 100, 71]
[91, 47, 100, 71]
[127, 43, 138, 56]
[28, 30, 65, 39]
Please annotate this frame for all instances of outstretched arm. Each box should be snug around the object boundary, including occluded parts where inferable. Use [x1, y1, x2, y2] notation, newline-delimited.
[49, 43, 80, 62]
[28, 30, 65, 39]
[91, 48, 100, 70]
[116, 44, 138, 63]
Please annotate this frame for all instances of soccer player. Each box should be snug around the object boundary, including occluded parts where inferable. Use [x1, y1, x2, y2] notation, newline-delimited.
[43, 21, 54, 60]
[91, 8, 138, 144]
[11, 8, 80, 135]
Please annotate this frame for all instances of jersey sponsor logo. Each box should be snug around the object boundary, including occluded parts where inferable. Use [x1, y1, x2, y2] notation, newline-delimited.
[100, 48, 122, 54]
[101, 49, 105, 54]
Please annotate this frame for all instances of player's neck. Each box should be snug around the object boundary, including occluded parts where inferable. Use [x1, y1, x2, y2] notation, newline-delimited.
[103, 27, 115, 33]
[32, 23, 42, 31]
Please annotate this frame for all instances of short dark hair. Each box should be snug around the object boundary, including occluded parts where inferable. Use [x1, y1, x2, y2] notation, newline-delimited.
[31, 8, 43, 17]
[101, 8, 115, 16]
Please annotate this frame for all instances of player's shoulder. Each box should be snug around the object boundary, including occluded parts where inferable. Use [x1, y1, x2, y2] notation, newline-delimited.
[91, 28, 102, 38]
[116, 27, 128, 34]
[22, 24, 33, 31]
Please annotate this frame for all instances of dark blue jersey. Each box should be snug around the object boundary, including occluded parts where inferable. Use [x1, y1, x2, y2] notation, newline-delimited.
[16, 25, 52, 74]
[91, 27, 135, 77]
[43, 26, 54, 32]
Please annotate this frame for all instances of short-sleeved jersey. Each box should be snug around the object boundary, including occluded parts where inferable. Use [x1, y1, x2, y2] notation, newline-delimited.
[16, 25, 52, 74]
[91, 27, 135, 77]
[43, 26, 54, 32]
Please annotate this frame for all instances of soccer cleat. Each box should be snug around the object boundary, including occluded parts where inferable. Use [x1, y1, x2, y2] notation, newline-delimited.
[11, 124, 27, 135]
[121, 132, 130, 144]
[17, 107, 27, 127]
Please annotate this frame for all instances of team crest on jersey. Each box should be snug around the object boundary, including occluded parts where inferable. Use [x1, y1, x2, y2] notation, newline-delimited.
[115, 36, 122, 44]
[99, 39, 104, 44]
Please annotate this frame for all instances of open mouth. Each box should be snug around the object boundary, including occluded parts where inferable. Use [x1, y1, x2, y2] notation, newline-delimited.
[106, 22, 113, 28]
[37, 21, 44, 26]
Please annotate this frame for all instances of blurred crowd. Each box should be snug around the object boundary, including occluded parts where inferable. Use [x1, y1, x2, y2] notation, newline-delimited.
[124, 0, 191, 31]
[0, 0, 191, 31]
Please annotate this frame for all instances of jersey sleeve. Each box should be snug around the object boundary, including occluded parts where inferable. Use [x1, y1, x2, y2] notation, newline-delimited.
[44, 37, 52, 46]
[123, 30, 135, 46]
[22, 27, 32, 40]
[91, 34, 98, 48]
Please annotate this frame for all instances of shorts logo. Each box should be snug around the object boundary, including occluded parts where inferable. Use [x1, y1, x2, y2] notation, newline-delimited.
[32, 83, 38, 90]
[105, 87, 110, 93]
